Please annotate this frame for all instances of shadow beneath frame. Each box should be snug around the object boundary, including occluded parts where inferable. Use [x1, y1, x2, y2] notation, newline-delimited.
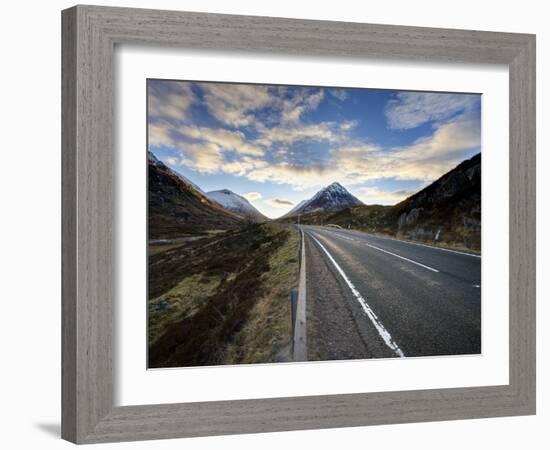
[35, 422, 61, 438]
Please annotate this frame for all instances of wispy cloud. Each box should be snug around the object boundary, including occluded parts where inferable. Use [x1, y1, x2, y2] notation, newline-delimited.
[178, 125, 264, 156]
[179, 142, 224, 174]
[280, 88, 324, 125]
[330, 89, 349, 101]
[243, 192, 262, 201]
[339, 120, 358, 131]
[256, 122, 338, 146]
[149, 121, 175, 147]
[198, 83, 274, 127]
[385, 92, 479, 129]
[267, 198, 294, 207]
[356, 187, 415, 205]
[148, 81, 194, 122]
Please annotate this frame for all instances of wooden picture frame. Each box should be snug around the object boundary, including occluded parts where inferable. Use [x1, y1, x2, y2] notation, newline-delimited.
[62, 5, 536, 444]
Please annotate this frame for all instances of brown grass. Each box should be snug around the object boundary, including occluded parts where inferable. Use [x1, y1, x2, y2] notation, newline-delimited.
[148, 223, 299, 368]
[224, 227, 299, 364]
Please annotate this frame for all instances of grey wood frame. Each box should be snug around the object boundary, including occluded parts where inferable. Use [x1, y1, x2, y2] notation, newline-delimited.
[62, 4, 536, 444]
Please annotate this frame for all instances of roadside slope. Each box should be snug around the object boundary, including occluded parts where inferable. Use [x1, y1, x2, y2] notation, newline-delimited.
[148, 223, 300, 367]
[148, 152, 245, 239]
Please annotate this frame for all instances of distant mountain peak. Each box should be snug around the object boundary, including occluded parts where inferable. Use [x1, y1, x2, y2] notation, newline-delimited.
[207, 189, 268, 223]
[283, 182, 363, 217]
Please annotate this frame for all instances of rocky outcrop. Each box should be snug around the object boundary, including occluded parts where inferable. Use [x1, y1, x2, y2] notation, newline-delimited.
[391, 153, 481, 250]
[398, 207, 423, 229]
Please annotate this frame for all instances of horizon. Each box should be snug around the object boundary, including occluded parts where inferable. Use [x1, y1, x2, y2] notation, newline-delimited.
[148, 80, 481, 219]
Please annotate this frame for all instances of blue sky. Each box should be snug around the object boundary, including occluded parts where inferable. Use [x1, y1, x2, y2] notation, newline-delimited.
[148, 79, 481, 218]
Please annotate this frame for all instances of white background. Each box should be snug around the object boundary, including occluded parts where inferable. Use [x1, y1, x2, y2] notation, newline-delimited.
[0, 0, 547, 449]
[116, 48, 509, 405]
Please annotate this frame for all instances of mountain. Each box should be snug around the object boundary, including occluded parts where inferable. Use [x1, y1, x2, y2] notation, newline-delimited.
[388, 152, 481, 248]
[207, 189, 268, 222]
[148, 152, 206, 195]
[284, 182, 363, 217]
[148, 152, 244, 239]
[289, 153, 481, 251]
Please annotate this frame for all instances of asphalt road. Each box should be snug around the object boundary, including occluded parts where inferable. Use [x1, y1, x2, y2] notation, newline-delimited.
[301, 225, 481, 360]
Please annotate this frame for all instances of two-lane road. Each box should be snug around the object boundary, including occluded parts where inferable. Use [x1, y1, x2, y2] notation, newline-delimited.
[301, 225, 481, 361]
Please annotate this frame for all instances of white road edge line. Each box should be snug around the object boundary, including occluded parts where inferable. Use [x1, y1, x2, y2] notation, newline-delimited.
[308, 233, 405, 358]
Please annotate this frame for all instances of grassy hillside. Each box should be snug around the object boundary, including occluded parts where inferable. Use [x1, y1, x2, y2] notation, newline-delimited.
[148, 156, 245, 239]
[148, 223, 300, 367]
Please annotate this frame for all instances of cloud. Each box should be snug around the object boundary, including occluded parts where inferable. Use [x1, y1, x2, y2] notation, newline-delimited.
[177, 125, 264, 156]
[243, 192, 262, 201]
[246, 162, 354, 191]
[330, 89, 349, 101]
[197, 82, 327, 129]
[179, 142, 224, 174]
[198, 83, 274, 127]
[240, 112, 479, 190]
[280, 89, 324, 125]
[340, 120, 357, 131]
[148, 121, 175, 147]
[147, 121, 266, 173]
[332, 113, 481, 184]
[356, 187, 415, 206]
[148, 80, 194, 122]
[385, 92, 479, 129]
[267, 198, 294, 207]
[147, 80, 480, 194]
[221, 157, 267, 176]
[256, 122, 338, 146]
[155, 112, 479, 190]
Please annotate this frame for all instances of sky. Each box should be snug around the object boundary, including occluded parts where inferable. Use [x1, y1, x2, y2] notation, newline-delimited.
[147, 79, 481, 219]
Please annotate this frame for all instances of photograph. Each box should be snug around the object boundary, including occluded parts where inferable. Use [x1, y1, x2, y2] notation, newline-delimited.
[147, 79, 482, 368]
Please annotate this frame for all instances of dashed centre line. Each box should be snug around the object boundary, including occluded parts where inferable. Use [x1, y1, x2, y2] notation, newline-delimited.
[323, 230, 440, 273]
[362, 242, 440, 273]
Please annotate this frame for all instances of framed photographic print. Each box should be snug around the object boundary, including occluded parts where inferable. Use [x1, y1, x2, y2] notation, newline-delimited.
[62, 5, 536, 444]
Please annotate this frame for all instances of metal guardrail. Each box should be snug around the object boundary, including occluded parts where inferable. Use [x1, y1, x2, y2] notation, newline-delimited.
[290, 288, 298, 355]
[290, 226, 307, 361]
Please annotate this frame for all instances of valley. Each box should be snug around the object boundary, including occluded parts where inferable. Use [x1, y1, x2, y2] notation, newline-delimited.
[147, 150, 481, 366]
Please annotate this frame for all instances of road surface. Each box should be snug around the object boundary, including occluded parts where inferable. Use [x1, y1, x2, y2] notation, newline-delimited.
[301, 225, 481, 360]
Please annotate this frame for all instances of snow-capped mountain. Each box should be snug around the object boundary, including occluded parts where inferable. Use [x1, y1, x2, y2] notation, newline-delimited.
[207, 189, 268, 223]
[284, 182, 363, 217]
